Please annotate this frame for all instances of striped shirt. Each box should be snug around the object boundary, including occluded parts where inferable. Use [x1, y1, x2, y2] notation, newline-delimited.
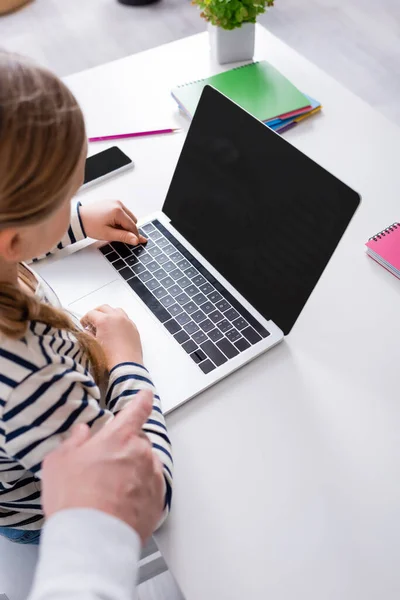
[0, 202, 173, 531]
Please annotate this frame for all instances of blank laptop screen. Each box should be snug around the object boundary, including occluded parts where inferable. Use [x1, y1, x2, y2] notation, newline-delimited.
[163, 86, 360, 334]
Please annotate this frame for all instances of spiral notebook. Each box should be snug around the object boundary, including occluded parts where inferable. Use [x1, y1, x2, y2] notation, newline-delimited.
[171, 61, 311, 123]
[365, 223, 400, 279]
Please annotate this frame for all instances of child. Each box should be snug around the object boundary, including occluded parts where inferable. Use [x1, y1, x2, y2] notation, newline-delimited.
[0, 51, 172, 544]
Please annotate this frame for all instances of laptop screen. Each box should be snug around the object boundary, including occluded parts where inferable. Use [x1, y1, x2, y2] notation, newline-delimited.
[163, 86, 360, 335]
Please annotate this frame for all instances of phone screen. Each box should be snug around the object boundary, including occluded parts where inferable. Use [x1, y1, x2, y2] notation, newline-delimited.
[83, 146, 133, 185]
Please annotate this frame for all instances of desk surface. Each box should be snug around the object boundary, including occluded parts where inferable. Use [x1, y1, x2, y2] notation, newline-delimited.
[7, 25, 400, 600]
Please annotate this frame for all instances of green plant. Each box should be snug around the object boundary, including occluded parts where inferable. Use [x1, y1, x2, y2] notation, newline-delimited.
[192, 0, 275, 31]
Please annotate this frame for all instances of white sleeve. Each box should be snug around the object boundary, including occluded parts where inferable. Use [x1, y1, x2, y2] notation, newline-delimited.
[27, 509, 141, 600]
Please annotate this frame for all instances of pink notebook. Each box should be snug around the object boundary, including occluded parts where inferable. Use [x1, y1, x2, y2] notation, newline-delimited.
[365, 223, 400, 279]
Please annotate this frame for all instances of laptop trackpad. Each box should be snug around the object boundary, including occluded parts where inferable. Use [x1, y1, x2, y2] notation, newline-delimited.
[69, 280, 200, 412]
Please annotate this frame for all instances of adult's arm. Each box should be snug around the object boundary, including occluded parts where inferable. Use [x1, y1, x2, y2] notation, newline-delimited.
[28, 509, 140, 600]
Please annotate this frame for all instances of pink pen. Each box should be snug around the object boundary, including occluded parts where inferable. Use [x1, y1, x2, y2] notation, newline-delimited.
[88, 128, 181, 143]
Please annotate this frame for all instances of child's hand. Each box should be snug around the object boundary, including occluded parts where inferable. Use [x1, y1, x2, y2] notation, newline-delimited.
[81, 304, 143, 369]
[79, 199, 147, 246]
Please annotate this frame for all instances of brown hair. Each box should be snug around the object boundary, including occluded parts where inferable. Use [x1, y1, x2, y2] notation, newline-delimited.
[0, 51, 105, 380]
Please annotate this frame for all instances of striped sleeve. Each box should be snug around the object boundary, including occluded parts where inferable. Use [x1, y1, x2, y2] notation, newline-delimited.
[3, 361, 172, 522]
[106, 362, 173, 521]
[30, 201, 87, 263]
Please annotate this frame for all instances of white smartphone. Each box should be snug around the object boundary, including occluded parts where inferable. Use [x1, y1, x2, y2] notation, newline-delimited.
[82, 146, 134, 189]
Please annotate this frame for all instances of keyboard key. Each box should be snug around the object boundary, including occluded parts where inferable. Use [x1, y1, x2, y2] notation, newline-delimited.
[242, 326, 262, 344]
[184, 321, 199, 335]
[153, 286, 167, 299]
[153, 268, 168, 280]
[182, 339, 197, 354]
[225, 329, 241, 343]
[199, 359, 215, 374]
[199, 301, 214, 314]
[177, 276, 191, 289]
[235, 338, 251, 352]
[224, 308, 240, 322]
[144, 239, 154, 248]
[217, 338, 239, 359]
[125, 254, 138, 267]
[146, 278, 159, 291]
[185, 284, 198, 297]
[148, 230, 162, 241]
[127, 277, 170, 323]
[169, 285, 181, 297]
[112, 259, 126, 271]
[142, 223, 155, 233]
[170, 268, 183, 280]
[184, 267, 198, 279]
[160, 276, 174, 289]
[131, 263, 146, 275]
[132, 245, 145, 256]
[157, 238, 169, 249]
[111, 242, 131, 259]
[163, 261, 175, 272]
[148, 246, 162, 258]
[164, 319, 181, 335]
[119, 266, 134, 281]
[215, 299, 231, 312]
[177, 259, 191, 271]
[183, 301, 197, 314]
[139, 253, 153, 265]
[169, 303, 183, 317]
[232, 317, 248, 331]
[103, 250, 119, 263]
[192, 293, 208, 306]
[199, 282, 214, 295]
[191, 310, 206, 324]
[175, 330, 190, 344]
[208, 328, 224, 342]
[200, 340, 227, 367]
[192, 331, 207, 345]
[190, 349, 207, 364]
[218, 319, 233, 333]
[164, 244, 176, 255]
[157, 254, 169, 265]
[138, 271, 152, 283]
[208, 290, 222, 303]
[208, 310, 224, 324]
[100, 244, 113, 255]
[199, 319, 214, 333]
[176, 292, 190, 305]
[176, 312, 191, 326]
[147, 261, 159, 272]
[160, 295, 175, 308]
[170, 251, 183, 262]
[192, 274, 206, 287]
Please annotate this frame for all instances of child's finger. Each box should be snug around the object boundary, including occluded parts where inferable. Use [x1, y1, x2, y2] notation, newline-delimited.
[119, 204, 138, 225]
[112, 209, 140, 240]
[106, 226, 139, 247]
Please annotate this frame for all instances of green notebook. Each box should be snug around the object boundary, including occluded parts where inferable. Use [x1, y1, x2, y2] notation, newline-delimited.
[172, 61, 310, 123]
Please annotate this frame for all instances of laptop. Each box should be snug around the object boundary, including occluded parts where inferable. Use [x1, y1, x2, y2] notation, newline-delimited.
[66, 86, 360, 413]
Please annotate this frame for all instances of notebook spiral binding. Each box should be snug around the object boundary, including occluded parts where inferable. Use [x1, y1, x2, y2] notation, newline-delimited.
[176, 62, 259, 88]
[370, 223, 399, 241]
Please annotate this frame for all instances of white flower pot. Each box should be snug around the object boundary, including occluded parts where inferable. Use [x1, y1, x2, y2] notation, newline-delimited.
[208, 22, 255, 65]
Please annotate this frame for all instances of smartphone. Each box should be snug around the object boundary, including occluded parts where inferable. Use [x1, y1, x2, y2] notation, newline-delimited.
[82, 146, 134, 189]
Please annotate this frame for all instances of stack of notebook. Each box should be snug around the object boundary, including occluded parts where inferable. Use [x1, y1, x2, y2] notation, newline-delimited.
[171, 61, 322, 134]
[365, 223, 400, 280]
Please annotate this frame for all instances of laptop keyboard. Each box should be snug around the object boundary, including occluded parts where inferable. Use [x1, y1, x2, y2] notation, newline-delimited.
[100, 219, 270, 374]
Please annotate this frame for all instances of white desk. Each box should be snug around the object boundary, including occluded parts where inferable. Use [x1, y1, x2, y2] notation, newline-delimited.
[3, 25, 400, 600]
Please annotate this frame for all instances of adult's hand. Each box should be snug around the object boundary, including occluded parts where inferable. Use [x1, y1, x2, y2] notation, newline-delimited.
[42, 390, 164, 545]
